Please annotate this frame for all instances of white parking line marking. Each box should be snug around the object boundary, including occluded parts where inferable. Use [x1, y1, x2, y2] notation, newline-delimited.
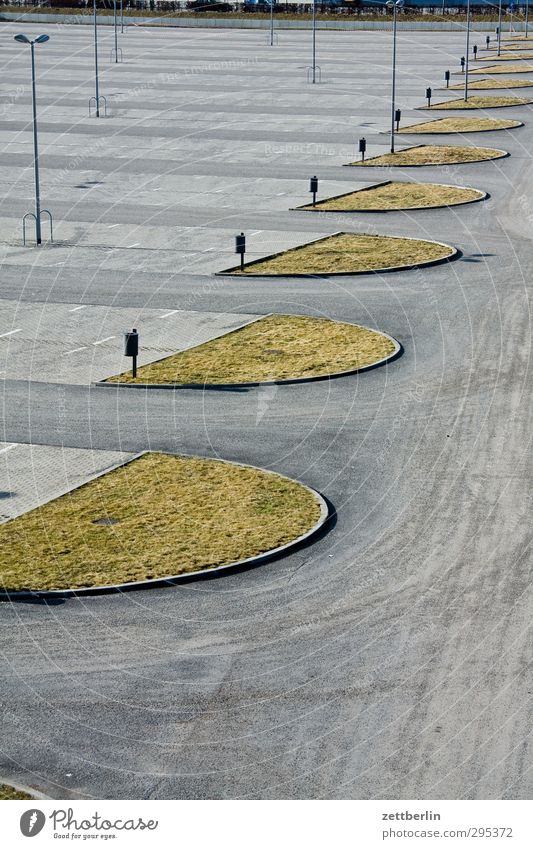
[250, 230, 262, 236]
[128, 243, 140, 248]
[159, 310, 178, 319]
[62, 347, 87, 355]
[69, 305, 87, 312]
[93, 336, 116, 345]
[108, 224, 121, 229]
[0, 329, 21, 339]
[0, 444, 17, 456]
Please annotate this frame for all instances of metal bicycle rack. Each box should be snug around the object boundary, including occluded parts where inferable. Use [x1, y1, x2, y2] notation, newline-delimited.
[89, 94, 108, 117]
[22, 209, 53, 247]
[306, 65, 322, 83]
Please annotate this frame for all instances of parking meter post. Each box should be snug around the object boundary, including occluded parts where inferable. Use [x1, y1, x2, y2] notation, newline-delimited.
[235, 232, 246, 271]
[124, 328, 139, 380]
[309, 175, 318, 207]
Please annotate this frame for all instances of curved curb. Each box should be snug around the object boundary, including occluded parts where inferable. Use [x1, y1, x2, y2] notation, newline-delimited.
[343, 145, 510, 168]
[292, 181, 488, 213]
[94, 333, 402, 390]
[0, 454, 331, 599]
[0, 778, 50, 800]
[398, 121, 524, 133]
[419, 102, 532, 110]
[216, 231, 459, 277]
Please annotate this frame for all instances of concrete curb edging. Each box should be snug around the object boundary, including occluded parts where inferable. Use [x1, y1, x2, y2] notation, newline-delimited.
[419, 100, 533, 110]
[292, 180, 488, 213]
[344, 143, 510, 168]
[94, 318, 402, 389]
[0, 452, 331, 599]
[398, 120, 524, 132]
[216, 231, 459, 277]
[0, 778, 51, 800]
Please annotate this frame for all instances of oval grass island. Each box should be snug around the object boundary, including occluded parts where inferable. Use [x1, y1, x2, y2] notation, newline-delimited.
[425, 94, 533, 109]
[218, 232, 456, 276]
[0, 453, 328, 593]
[102, 314, 400, 386]
[348, 144, 508, 167]
[399, 117, 522, 134]
[298, 181, 486, 212]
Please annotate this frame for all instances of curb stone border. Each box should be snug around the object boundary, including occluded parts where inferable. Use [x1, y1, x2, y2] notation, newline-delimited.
[292, 180, 488, 213]
[0, 778, 50, 800]
[94, 315, 402, 388]
[397, 119, 524, 132]
[0, 452, 331, 598]
[216, 231, 459, 277]
[344, 143, 510, 168]
[419, 100, 533, 110]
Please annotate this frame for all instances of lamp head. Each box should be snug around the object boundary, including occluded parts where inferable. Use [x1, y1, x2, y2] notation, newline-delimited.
[35, 34, 50, 43]
[14, 34, 30, 44]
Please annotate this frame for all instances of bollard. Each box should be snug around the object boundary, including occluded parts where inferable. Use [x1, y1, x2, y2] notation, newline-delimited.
[486, 35, 490, 49]
[426, 86, 432, 107]
[235, 232, 246, 272]
[124, 328, 139, 379]
[395, 108, 401, 131]
[359, 136, 366, 162]
[461, 56, 466, 74]
[444, 70, 450, 88]
[309, 175, 318, 207]
[473, 44, 478, 60]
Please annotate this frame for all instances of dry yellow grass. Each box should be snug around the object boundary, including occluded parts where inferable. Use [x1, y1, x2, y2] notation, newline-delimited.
[302, 181, 484, 211]
[0, 453, 322, 591]
[401, 116, 521, 132]
[449, 78, 533, 89]
[471, 63, 533, 73]
[106, 314, 396, 385]
[349, 144, 506, 167]
[233, 232, 453, 275]
[427, 94, 532, 108]
[479, 52, 533, 60]
[0, 785, 33, 800]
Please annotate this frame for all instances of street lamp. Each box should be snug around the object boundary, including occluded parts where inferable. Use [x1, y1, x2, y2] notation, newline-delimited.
[89, 0, 107, 116]
[14, 33, 52, 247]
[464, 0, 471, 102]
[498, 0, 503, 56]
[270, 0, 274, 46]
[386, 0, 404, 154]
[526, 1, 529, 38]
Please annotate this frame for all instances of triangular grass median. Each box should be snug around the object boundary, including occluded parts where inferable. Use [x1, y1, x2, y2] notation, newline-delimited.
[219, 232, 456, 276]
[399, 117, 522, 133]
[0, 452, 324, 592]
[347, 144, 507, 167]
[448, 78, 533, 89]
[479, 52, 533, 60]
[104, 314, 398, 385]
[297, 181, 485, 212]
[424, 95, 533, 109]
[471, 63, 533, 74]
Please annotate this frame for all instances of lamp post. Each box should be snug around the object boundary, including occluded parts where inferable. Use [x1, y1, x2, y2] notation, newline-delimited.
[121, 0, 124, 34]
[386, 0, 404, 154]
[526, 1, 529, 38]
[93, 0, 100, 115]
[14, 33, 49, 246]
[270, 0, 274, 46]
[498, 0, 503, 56]
[311, 0, 317, 83]
[464, 0, 471, 102]
[113, 0, 119, 62]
